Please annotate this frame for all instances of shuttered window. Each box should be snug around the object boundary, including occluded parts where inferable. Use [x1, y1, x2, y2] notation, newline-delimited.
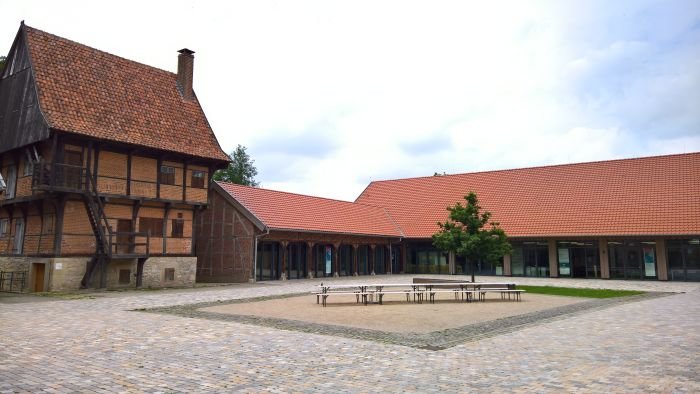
[191, 170, 206, 188]
[159, 166, 176, 185]
[171, 213, 184, 238]
[139, 217, 163, 237]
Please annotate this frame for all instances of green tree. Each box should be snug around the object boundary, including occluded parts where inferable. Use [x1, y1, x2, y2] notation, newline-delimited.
[212, 144, 259, 186]
[0, 56, 6, 73]
[432, 192, 512, 282]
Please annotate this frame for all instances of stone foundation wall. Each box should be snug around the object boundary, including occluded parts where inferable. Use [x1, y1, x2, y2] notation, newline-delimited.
[0, 256, 197, 292]
[50, 257, 91, 292]
[0, 257, 40, 292]
[141, 256, 196, 288]
[0, 256, 33, 272]
[106, 259, 138, 289]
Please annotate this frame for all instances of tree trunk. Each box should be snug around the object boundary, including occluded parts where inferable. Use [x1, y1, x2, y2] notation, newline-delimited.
[471, 258, 476, 283]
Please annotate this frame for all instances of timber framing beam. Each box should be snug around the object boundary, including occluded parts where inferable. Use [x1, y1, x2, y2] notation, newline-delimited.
[126, 150, 133, 196]
[156, 156, 162, 199]
[52, 196, 66, 256]
[162, 203, 171, 254]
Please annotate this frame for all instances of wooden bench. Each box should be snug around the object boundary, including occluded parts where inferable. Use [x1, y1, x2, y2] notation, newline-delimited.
[426, 289, 479, 303]
[375, 290, 425, 304]
[313, 291, 376, 307]
[478, 288, 525, 302]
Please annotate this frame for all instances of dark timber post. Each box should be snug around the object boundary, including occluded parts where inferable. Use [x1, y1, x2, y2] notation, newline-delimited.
[162, 203, 171, 254]
[386, 244, 392, 274]
[333, 242, 341, 277]
[136, 258, 146, 288]
[280, 241, 289, 280]
[156, 157, 162, 199]
[306, 241, 315, 279]
[182, 162, 188, 201]
[131, 200, 141, 254]
[53, 197, 66, 255]
[352, 244, 359, 276]
[126, 151, 132, 196]
[370, 244, 376, 275]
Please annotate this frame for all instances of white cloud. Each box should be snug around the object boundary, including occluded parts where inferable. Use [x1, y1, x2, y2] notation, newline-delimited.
[1, 0, 698, 201]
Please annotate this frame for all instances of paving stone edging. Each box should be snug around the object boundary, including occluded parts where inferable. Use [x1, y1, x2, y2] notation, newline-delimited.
[140, 291, 672, 351]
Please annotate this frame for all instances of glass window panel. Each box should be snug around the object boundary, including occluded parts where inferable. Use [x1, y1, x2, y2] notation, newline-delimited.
[686, 246, 700, 281]
[668, 248, 685, 281]
[537, 247, 549, 277]
[511, 247, 524, 276]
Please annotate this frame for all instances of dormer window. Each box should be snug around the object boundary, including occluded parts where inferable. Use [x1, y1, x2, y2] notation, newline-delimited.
[159, 165, 176, 185]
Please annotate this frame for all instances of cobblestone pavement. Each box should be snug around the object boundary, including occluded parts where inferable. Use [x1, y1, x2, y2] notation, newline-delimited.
[1, 275, 699, 393]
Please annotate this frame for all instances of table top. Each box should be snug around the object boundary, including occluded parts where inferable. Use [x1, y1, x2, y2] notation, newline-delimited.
[317, 282, 515, 289]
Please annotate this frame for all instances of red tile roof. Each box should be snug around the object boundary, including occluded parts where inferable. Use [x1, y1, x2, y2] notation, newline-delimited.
[217, 182, 403, 237]
[356, 153, 700, 238]
[23, 25, 229, 162]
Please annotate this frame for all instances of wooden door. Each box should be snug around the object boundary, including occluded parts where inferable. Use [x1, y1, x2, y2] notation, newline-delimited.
[116, 219, 132, 254]
[62, 150, 83, 189]
[33, 263, 45, 292]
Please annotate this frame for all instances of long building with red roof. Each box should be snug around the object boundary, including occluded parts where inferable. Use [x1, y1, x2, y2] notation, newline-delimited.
[196, 152, 700, 283]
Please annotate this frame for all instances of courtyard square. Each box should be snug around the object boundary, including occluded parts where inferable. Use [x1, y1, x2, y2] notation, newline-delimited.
[1, 275, 699, 393]
[199, 292, 587, 334]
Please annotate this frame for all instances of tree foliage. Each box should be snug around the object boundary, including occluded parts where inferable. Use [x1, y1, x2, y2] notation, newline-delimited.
[432, 192, 512, 282]
[0, 56, 6, 73]
[212, 144, 260, 186]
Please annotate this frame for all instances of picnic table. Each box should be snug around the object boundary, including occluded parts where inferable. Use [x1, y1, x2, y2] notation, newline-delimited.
[313, 281, 522, 306]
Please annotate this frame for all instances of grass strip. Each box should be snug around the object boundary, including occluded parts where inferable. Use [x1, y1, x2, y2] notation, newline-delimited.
[517, 285, 644, 298]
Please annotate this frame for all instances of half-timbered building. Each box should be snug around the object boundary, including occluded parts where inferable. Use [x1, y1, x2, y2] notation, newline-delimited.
[0, 23, 228, 291]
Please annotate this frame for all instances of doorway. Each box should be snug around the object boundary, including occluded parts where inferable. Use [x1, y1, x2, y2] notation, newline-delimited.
[32, 263, 45, 292]
[609, 241, 657, 280]
[62, 149, 83, 189]
[558, 241, 600, 278]
[116, 219, 133, 254]
[287, 243, 307, 279]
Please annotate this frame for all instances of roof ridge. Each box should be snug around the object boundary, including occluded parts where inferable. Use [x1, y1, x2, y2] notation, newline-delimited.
[381, 207, 406, 237]
[216, 181, 381, 207]
[23, 24, 177, 78]
[367, 151, 700, 184]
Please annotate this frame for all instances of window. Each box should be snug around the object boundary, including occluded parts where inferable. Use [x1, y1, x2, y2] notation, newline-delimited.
[191, 170, 206, 188]
[159, 166, 176, 185]
[139, 217, 164, 237]
[119, 269, 131, 284]
[23, 158, 33, 176]
[164, 268, 175, 281]
[5, 165, 17, 199]
[13, 218, 25, 254]
[171, 213, 184, 238]
[0, 218, 9, 238]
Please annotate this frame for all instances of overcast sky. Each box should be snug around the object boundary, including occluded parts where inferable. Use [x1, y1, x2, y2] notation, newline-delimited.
[2, 1, 699, 200]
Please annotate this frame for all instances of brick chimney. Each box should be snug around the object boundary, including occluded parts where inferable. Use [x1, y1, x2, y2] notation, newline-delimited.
[177, 48, 195, 100]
